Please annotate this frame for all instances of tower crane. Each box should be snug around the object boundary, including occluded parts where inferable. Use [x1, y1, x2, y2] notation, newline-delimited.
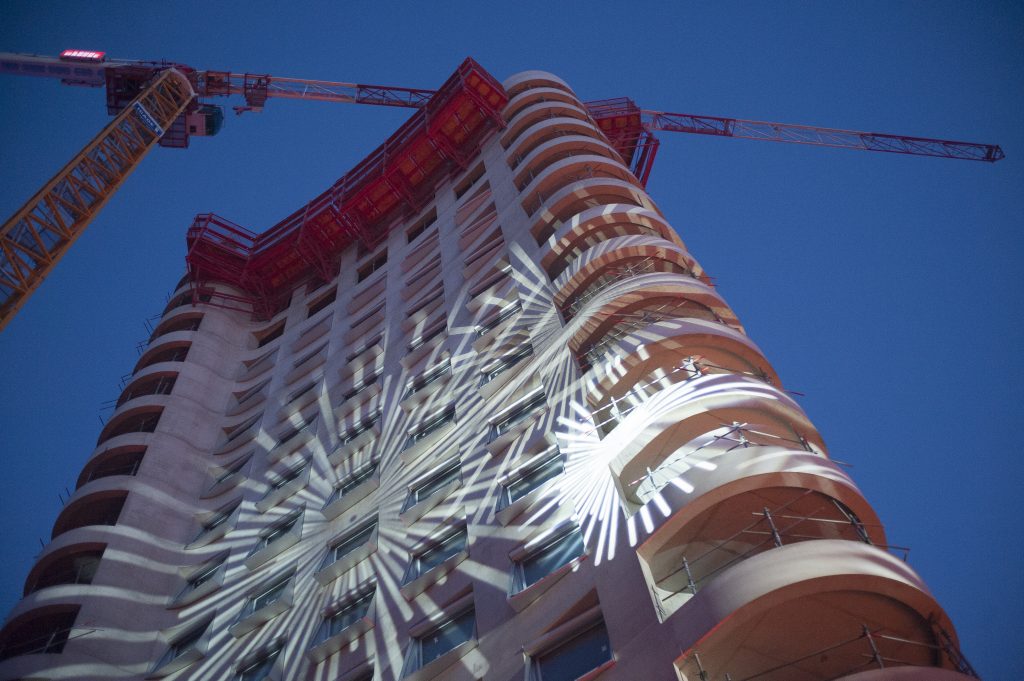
[0, 49, 1004, 331]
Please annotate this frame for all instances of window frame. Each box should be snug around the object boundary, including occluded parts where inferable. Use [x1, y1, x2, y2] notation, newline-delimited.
[235, 642, 283, 681]
[476, 300, 522, 336]
[403, 457, 461, 513]
[320, 518, 378, 573]
[481, 343, 533, 385]
[512, 523, 586, 594]
[405, 525, 469, 586]
[404, 404, 456, 450]
[499, 445, 564, 510]
[404, 359, 452, 399]
[251, 510, 302, 554]
[529, 619, 614, 681]
[490, 390, 547, 442]
[402, 606, 477, 678]
[356, 249, 388, 283]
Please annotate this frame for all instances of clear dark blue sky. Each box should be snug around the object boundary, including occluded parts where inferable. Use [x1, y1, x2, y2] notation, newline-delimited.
[1, 1, 1020, 676]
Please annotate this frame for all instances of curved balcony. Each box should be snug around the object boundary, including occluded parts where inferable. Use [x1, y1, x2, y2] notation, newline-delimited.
[503, 86, 582, 124]
[25, 524, 184, 602]
[587, 317, 777, 401]
[513, 136, 623, 190]
[0, 604, 80, 662]
[631, 446, 886, 618]
[541, 205, 682, 281]
[520, 154, 637, 217]
[528, 175, 659, 244]
[51, 490, 128, 540]
[76, 446, 146, 489]
[600, 374, 824, 507]
[116, 373, 177, 408]
[24, 544, 105, 595]
[149, 313, 203, 342]
[503, 70, 577, 99]
[96, 405, 164, 446]
[161, 289, 212, 316]
[507, 118, 607, 170]
[501, 100, 593, 151]
[556, 252, 698, 322]
[669, 540, 974, 681]
[568, 277, 739, 371]
[133, 340, 191, 374]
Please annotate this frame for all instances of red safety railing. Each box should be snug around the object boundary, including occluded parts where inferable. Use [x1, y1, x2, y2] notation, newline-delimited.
[186, 58, 507, 319]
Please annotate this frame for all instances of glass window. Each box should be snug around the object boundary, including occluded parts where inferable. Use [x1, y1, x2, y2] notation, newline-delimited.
[534, 621, 612, 681]
[408, 527, 467, 582]
[195, 501, 239, 541]
[515, 526, 585, 592]
[492, 391, 546, 439]
[413, 608, 475, 670]
[287, 380, 318, 404]
[276, 415, 316, 447]
[293, 341, 328, 369]
[476, 300, 522, 336]
[346, 332, 383, 362]
[211, 455, 250, 488]
[321, 521, 377, 570]
[225, 414, 260, 443]
[404, 359, 452, 399]
[166, 620, 207, 662]
[234, 379, 270, 408]
[237, 645, 282, 681]
[501, 447, 564, 508]
[405, 459, 460, 511]
[253, 512, 301, 552]
[250, 577, 289, 614]
[185, 558, 224, 593]
[308, 289, 337, 317]
[255, 321, 285, 348]
[407, 209, 437, 243]
[481, 344, 533, 384]
[264, 464, 306, 496]
[343, 372, 379, 401]
[317, 590, 375, 644]
[325, 463, 378, 507]
[407, 322, 446, 352]
[357, 250, 388, 282]
[405, 405, 455, 449]
[342, 411, 381, 444]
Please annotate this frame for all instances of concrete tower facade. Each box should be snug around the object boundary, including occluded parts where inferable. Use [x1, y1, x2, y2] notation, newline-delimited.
[0, 64, 978, 681]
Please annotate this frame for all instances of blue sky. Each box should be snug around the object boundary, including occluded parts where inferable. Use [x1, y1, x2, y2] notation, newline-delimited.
[1, 1, 1021, 676]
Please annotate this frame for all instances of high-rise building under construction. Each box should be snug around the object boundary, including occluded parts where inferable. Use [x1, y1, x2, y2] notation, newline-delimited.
[0, 60, 979, 681]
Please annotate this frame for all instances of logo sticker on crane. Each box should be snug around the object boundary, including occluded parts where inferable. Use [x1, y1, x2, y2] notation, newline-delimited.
[132, 102, 165, 138]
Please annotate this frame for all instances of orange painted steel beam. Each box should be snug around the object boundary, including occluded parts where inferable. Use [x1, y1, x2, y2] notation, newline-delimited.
[0, 68, 195, 331]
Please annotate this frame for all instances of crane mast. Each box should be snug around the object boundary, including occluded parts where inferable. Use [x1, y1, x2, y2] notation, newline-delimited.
[0, 51, 1005, 331]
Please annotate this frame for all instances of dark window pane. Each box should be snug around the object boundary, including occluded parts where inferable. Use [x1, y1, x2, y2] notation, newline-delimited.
[252, 580, 287, 612]
[328, 523, 376, 564]
[326, 592, 374, 638]
[537, 622, 612, 681]
[420, 609, 474, 665]
[506, 449, 563, 504]
[416, 529, 467, 576]
[521, 528, 584, 588]
[412, 460, 460, 504]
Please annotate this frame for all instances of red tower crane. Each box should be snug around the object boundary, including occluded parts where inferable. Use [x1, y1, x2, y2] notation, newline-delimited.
[0, 50, 1004, 330]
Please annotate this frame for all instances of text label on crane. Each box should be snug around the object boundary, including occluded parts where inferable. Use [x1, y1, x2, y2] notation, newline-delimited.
[132, 102, 165, 138]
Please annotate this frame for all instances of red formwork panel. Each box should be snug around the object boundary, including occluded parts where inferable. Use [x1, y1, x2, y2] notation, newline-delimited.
[186, 58, 507, 318]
